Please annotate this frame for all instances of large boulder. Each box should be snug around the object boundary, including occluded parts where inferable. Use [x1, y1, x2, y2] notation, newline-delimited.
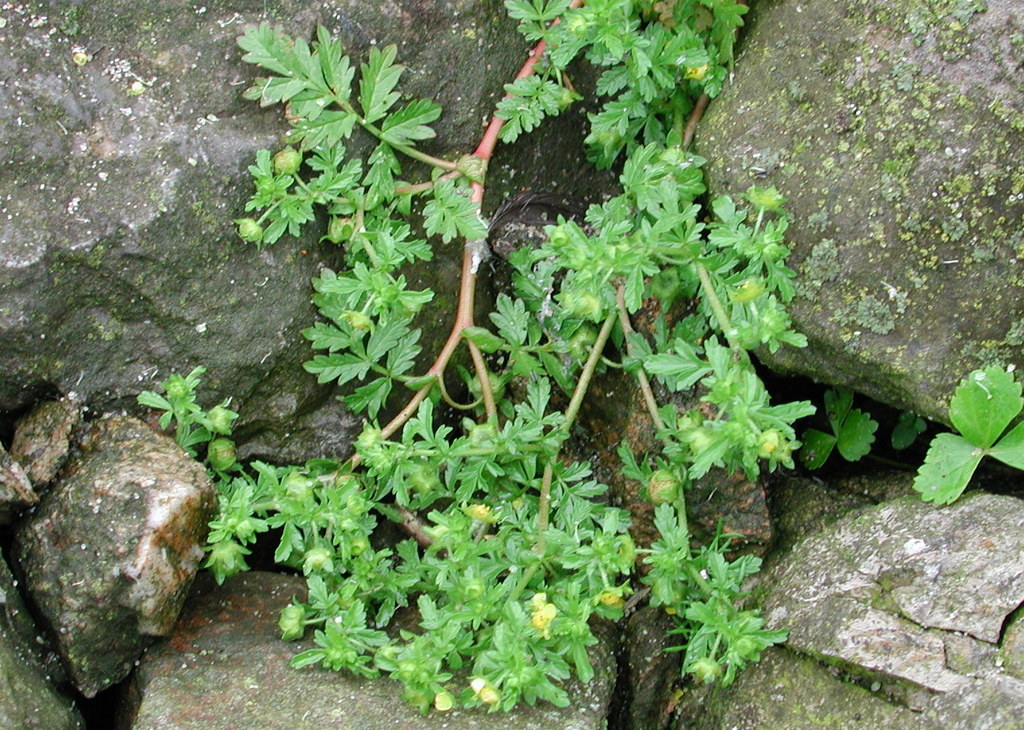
[0, 1, 605, 462]
[759, 490, 1024, 724]
[697, 0, 1024, 423]
[11, 415, 214, 697]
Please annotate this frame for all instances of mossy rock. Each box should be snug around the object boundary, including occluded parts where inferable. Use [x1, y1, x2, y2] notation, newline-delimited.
[697, 0, 1024, 424]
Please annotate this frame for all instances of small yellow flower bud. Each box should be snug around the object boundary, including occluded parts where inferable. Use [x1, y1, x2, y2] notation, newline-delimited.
[470, 677, 500, 706]
[463, 503, 496, 523]
[433, 691, 455, 712]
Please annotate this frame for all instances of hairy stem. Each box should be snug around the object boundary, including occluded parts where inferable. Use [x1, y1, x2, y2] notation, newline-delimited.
[695, 262, 741, 353]
[616, 284, 665, 431]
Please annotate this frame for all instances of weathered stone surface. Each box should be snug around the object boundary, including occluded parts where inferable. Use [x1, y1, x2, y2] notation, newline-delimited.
[11, 415, 214, 697]
[123, 571, 617, 730]
[0, 550, 84, 730]
[698, 0, 1024, 423]
[10, 395, 82, 487]
[673, 646, 930, 730]
[0, 441, 37, 523]
[761, 490, 1024, 721]
[616, 605, 681, 730]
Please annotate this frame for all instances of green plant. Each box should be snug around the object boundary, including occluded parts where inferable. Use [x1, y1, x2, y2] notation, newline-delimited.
[137, 366, 239, 464]
[913, 365, 1024, 504]
[799, 387, 878, 469]
[161, 0, 816, 713]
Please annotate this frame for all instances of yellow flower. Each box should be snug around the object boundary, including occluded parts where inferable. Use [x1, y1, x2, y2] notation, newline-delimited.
[530, 593, 558, 638]
[462, 503, 496, 523]
[685, 64, 710, 81]
[597, 589, 625, 610]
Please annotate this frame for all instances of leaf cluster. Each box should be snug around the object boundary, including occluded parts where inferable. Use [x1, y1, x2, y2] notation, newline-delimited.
[913, 365, 1024, 504]
[799, 387, 879, 469]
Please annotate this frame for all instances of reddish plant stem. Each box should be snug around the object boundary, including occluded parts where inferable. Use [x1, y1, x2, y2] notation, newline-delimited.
[379, 1, 585, 441]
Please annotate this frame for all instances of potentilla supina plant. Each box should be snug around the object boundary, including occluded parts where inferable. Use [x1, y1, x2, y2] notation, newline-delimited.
[141, 0, 807, 713]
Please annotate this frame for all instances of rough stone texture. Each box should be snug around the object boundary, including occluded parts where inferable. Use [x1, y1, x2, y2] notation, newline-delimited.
[121, 571, 617, 730]
[616, 605, 681, 730]
[0, 441, 37, 523]
[0, 550, 84, 730]
[697, 0, 1024, 424]
[11, 415, 215, 697]
[0, 1, 610, 464]
[673, 646, 931, 730]
[9, 395, 82, 487]
[761, 490, 1024, 721]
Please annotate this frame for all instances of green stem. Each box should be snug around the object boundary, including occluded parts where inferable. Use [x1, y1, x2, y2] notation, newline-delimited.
[615, 284, 665, 431]
[357, 117, 458, 171]
[695, 261, 741, 353]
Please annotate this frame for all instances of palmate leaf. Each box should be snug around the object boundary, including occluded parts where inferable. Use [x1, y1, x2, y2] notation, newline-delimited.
[948, 365, 1022, 448]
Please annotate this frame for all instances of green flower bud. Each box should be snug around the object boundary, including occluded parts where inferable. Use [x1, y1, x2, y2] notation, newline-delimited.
[235, 218, 264, 243]
[567, 324, 598, 360]
[757, 429, 783, 459]
[326, 216, 355, 243]
[163, 376, 191, 401]
[272, 146, 302, 175]
[467, 422, 498, 445]
[341, 310, 372, 330]
[206, 404, 237, 435]
[562, 290, 604, 322]
[302, 546, 334, 574]
[207, 438, 237, 472]
[348, 535, 370, 557]
[433, 691, 455, 712]
[555, 86, 580, 110]
[730, 278, 766, 304]
[408, 463, 440, 495]
[745, 185, 786, 212]
[647, 469, 681, 504]
[282, 471, 315, 502]
[730, 635, 762, 658]
[455, 154, 488, 184]
[278, 603, 307, 640]
[204, 540, 250, 583]
[690, 657, 723, 683]
[686, 427, 715, 456]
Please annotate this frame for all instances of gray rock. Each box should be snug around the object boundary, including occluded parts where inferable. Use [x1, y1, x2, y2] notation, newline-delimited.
[124, 572, 617, 730]
[673, 647, 930, 730]
[617, 605, 681, 730]
[0, 442, 37, 523]
[0, 550, 84, 730]
[9, 395, 82, 487]
[761, 490, 1024, 721]
[697, 0, 1024, 423]
[11, 415, 214, 697]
